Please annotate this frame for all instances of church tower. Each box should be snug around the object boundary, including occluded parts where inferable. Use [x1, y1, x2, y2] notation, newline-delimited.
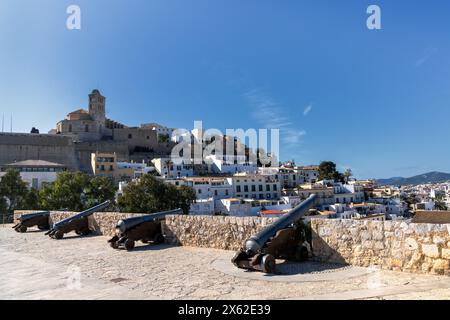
[88, 89, 106, 123]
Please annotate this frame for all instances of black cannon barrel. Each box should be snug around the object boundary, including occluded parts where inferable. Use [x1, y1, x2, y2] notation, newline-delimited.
[117, 208, 182, 233]
[19, 211, 49, 222]
[244, 194, 317, 255]
[52, 200, 111, 229]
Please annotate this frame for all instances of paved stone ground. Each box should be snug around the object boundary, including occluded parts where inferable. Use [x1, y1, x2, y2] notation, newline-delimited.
[1, 225, 450, 300]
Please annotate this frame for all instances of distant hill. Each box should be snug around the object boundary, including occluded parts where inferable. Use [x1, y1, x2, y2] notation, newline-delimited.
[377, 171, 450, 186]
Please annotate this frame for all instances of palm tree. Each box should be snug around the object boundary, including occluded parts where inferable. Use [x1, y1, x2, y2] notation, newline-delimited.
[343, 169, 353, 183]
[164, 159, 173, 177]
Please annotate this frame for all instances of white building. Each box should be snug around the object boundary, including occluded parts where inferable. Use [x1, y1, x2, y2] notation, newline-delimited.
[0, 160, 67, 189]
[226, 172, 281, 201]
[189, 198, 215, 215]
[151, 158, 194, 178]
[215, 198, 252, 216]
[117, 161, 155, 178]
[205, 154, 257, 175]
[141, 123, 174, 140]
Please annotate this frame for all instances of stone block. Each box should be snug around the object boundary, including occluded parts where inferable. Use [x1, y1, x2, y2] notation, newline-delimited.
[422, 244, 440, 258]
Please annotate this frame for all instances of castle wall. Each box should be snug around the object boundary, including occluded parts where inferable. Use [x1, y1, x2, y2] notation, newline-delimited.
[311, 218, 450, 276]
[0, 133, 78, 170]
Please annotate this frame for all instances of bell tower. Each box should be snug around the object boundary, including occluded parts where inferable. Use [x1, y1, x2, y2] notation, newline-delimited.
[88, 89, 106, 123]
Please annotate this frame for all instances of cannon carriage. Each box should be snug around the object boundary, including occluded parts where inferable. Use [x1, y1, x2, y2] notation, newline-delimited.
[108, 208, 182, 251]
[231, 194, 317, 273]
[12, 211, 50, 233]
[45, 201, 111, 239]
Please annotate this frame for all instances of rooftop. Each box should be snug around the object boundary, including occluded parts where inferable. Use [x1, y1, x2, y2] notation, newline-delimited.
[4, 160, 66, 168]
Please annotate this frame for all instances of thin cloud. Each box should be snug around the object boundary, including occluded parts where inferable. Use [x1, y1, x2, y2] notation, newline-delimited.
[245, 88, 306, 147]
[415, 47, 438, 67]
[303, 104, 312, 116]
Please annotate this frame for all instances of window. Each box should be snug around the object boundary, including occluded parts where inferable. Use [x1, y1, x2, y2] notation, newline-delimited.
[31, 178, 38, 189]
[214, 190, 218, 196]
[236, 186, 241, 192]
[68, 124, 72, 132]
[251, 185, 256, 192]
[273, 184, 277, 191]
[259, 185, 263, 192]
[244, 185, 249, 192]
[85, 124, 89, 132]
[266, 185, 270, 191]
[225, 190, 229, 196]
[128, 134, 132, 139]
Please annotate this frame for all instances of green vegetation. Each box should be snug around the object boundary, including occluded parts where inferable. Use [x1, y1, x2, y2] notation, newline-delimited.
[434, 194, 448, 211]
[118, 175, 196, 214]
[39, 172, 116, 211]
[0, 169, 29, 213]
[318, 161, 345, 182]
[158, 134, 170, 144]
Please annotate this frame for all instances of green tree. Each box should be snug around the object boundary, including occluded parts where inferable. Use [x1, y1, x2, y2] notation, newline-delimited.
[176, 185, 196, 214]
[318, 161, 343, 182]
[434, 194, 448, 211]
[0, 169, 28, 212]
[118, 174, 195, 214]
[39, 172, 90, 211]
[23, 187, 40, 210]
[84, 176, 116, 208]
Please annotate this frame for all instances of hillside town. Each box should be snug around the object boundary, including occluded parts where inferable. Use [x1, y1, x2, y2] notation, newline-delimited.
[2, 89, 449, 223]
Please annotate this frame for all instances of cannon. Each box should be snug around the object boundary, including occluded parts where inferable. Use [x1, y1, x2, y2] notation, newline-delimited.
[12, 211, 50, 233]
[231, 194, 317, 273]
[108, 208, 182, 251]
[45, 201, 111, 239]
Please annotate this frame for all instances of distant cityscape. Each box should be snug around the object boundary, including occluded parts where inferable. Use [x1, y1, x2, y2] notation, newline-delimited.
[1, 89, 449, 221]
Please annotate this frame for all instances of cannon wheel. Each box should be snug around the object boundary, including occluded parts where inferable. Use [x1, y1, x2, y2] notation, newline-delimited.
[261, 254, 276, 273]
[295, 245, 309, 262]
[110, 241, 119, 249]
[124, 239, 135, 251]
[54, 230, 64, 240]
[154, 233, 165, 244]
[18, 226, 27, 233]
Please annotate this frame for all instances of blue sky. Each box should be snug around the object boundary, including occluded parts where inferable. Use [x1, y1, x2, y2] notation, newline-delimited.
[1, 0, 450, 179]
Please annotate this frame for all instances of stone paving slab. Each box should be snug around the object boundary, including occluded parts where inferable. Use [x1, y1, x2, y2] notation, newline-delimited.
[1, 225, 450, 300]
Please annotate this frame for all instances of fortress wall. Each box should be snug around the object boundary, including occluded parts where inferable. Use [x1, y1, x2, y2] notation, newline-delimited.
[14, 211, 276, 249]
[311, 218, 450, 276]
[0, 133, 78, 170]
[13, 209, 450, 276]
[14, 211, 146, 237]
[162, 215, 277, 251]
